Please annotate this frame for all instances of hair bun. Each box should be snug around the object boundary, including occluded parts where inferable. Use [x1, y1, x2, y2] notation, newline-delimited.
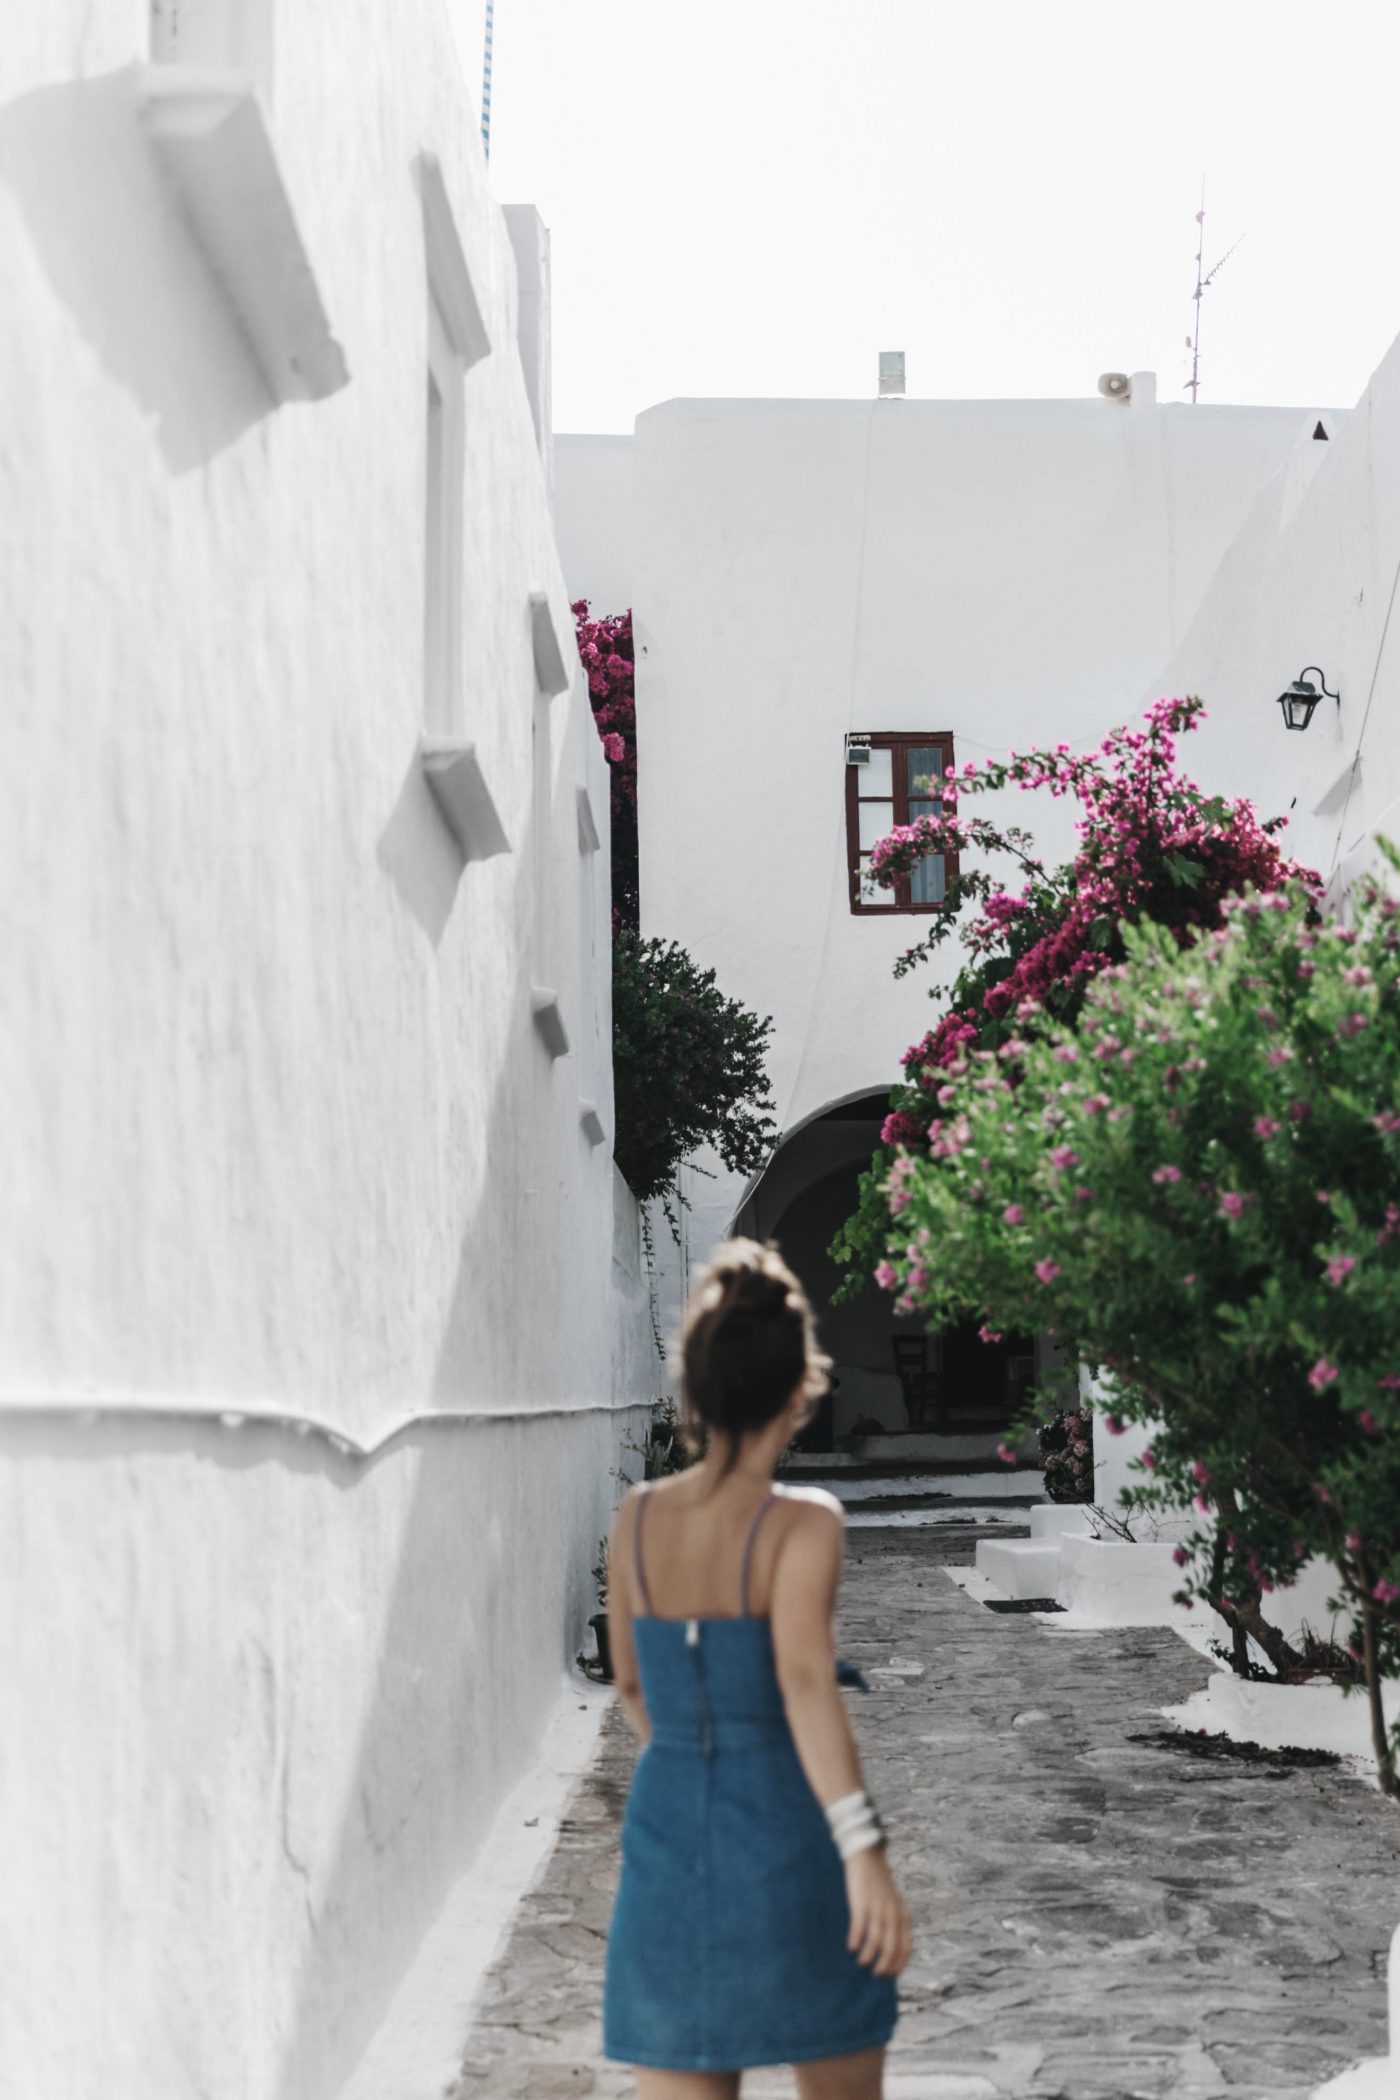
[723, 1266, 791, 1321]
[680, 1237, 818, 1466]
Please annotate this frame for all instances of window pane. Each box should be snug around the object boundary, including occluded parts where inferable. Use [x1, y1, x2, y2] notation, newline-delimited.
[854, 747, 893, 796]
[858, 800, 894, 851]
[912, 852, 946, 905]
[905, 745, 945, 800]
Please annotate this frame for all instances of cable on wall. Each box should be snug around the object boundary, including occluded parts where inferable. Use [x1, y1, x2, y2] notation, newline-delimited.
[0, 1390, 647, 1464]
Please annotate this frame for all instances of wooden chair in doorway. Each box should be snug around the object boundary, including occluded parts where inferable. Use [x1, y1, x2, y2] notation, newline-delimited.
[892, 1336, 939, 1430]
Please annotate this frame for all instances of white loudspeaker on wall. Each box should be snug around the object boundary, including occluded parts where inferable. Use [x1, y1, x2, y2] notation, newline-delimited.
[1097, 372, 1131, 401]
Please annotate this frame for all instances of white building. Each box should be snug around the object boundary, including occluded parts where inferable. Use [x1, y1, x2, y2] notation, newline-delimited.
[1, 7, 655, 2096]
[557, 378, 1351, 1441]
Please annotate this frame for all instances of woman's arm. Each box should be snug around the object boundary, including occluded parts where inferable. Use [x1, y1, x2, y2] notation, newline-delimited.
[770, 1496, 912, 1978]
[606, 1488, 651, 1745]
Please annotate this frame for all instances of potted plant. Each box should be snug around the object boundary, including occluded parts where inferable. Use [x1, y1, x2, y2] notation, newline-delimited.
[588, 1536, 612, 1682]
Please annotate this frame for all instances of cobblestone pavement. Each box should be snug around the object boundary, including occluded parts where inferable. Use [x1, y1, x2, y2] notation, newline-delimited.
[452, 1522, 1400, 2099]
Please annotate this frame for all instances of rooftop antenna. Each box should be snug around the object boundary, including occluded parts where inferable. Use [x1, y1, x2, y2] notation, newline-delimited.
[481, 0, 494, 158]
[1185, 181, 1244, 403]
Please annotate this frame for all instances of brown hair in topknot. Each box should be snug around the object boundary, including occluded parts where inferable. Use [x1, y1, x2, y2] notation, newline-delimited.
[680, 1239, 829, 1471]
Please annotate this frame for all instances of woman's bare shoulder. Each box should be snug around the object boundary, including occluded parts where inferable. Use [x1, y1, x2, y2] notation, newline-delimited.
[776, 1483, 846, 1525]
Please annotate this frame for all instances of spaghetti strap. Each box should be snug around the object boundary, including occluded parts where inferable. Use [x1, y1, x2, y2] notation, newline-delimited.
[738, 1490, 778, 1618]
[632, 1485, 655, 1616]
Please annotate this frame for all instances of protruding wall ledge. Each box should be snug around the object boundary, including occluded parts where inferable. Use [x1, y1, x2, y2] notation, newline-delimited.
[137, 66, 349, 402]
[531, 989, 570, 1059]
[417, 151, 491, 369]
[576, 783, 602, 854]
[530, 590, 572, 697]
[579, 1102, 606, 1147]
[421, 739, 510, 861]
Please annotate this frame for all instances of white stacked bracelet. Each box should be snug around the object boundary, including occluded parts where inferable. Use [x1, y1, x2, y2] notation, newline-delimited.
[824, 1788, 886, 1860]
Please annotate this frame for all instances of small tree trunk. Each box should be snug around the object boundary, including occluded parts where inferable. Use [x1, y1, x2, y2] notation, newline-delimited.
[1360, 1588, 1398, 1800]
[1207, 1524, 1253, 1679]
[1209, 1487, 1306, 1681]
[1225, 1592, 1306, 1680]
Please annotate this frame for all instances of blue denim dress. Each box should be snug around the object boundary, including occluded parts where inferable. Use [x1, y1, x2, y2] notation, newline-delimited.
[603, 1489, 898, 2071]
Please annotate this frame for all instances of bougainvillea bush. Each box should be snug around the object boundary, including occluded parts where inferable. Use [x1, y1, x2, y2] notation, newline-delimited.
[1039, 1408, 1094, 1503]
[832, 696, 1313, 1292]
[573, 601, 638, 931]
[612, 933, 776, 1209]
[870, 868, 1400, 1793]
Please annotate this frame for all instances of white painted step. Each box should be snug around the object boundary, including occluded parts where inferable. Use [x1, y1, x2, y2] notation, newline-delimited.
[1030, 1503, 1094, 1540]
[974, 1536, 1064, 1599]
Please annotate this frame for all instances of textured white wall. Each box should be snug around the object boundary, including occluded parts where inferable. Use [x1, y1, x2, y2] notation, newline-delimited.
[1142, 344, 1400, 901]
[555, 433, 635, 617]
[0, 5, 656, 2095]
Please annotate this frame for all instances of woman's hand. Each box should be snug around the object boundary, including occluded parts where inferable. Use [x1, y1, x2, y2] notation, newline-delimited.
[844, 1848, 912, 1977]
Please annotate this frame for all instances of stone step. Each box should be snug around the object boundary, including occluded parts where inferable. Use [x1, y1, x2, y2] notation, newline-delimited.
[975, 1536, 1065, 1598]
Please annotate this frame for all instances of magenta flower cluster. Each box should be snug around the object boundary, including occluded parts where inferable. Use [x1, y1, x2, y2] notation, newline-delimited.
[887, 697, 1315, 1100]
[573, 600, 638, 931]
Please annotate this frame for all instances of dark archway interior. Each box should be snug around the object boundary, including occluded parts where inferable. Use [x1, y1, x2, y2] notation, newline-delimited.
[740, 1099, 1035, 1450]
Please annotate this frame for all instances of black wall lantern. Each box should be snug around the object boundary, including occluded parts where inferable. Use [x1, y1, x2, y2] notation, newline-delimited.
[1276, 666, 1339, 732]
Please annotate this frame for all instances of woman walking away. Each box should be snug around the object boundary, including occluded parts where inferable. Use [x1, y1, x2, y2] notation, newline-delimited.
[603, 1239, 911, 2097]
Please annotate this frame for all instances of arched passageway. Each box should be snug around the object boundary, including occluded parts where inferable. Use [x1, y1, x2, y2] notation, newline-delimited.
[735, 1093, 1044, 1452]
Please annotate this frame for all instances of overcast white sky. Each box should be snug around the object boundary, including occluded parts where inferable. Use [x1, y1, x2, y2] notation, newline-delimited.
[449, 0, 1400, 433]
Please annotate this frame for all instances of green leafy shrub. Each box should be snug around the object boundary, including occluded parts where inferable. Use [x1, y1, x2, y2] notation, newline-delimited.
[871, 860, 1400, 1792]
[612, 932, 776, 1209]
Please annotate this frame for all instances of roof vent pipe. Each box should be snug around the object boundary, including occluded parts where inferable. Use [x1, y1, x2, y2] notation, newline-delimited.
[878, 351, 905, 398]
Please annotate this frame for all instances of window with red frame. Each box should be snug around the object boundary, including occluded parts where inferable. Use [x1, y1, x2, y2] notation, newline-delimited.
[845, 733, 958, 914]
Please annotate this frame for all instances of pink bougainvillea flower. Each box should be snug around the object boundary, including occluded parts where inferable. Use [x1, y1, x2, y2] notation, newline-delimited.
[1316, 1189, 1331, 1204]
[978, 1323, 1004, 1344]
[1337, 1012, 1370, 1038]
[1182, 1273, 1198, 1286]
[1218, 1192, 1245, 1219]
[1172, 1545, 1189, 1566]
[1190, 1460, 1212, 1486]
[1253, 1116, 1281, 1139]
[1267, 1046, 1294, 1067]
[873, 1261, 897, 1291]
[1139, 1448, 1158, 1471]
[1049, 1145, 1079, 1169]
[1193, 1493, 1212, 1514]
[1083, 1092, 1111, 1115]
[1152, 1165, 1182, 1185]
[1034, 1259, 1061, 1285]
[1102, 1414, 1125, 1435]
[1325, 1256, 1357, 1286]
[1377, 1375, 1400, 1390]
[1308, 1360, 1339, 1390]
[1052, 1044, 1079, 1064]
[995, 1442, 1017, 1466]
[1002, 1204, 1025, 1225]
[1373, 1111, 1400, 1135]
[1359, 1410, 1380, 1436]
[601, 732, 625, 764]
[1372, 1578, 1400, 1607]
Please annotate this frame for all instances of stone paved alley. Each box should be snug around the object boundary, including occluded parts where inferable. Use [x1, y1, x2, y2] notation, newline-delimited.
[453, 1520, 1400, 2100]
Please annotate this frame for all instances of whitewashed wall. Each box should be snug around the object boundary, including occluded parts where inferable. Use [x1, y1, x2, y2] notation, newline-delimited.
[1142, 342, 1400, 900]
[558, 391, 1333, 1275]
[0, 6, 655, 2096]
